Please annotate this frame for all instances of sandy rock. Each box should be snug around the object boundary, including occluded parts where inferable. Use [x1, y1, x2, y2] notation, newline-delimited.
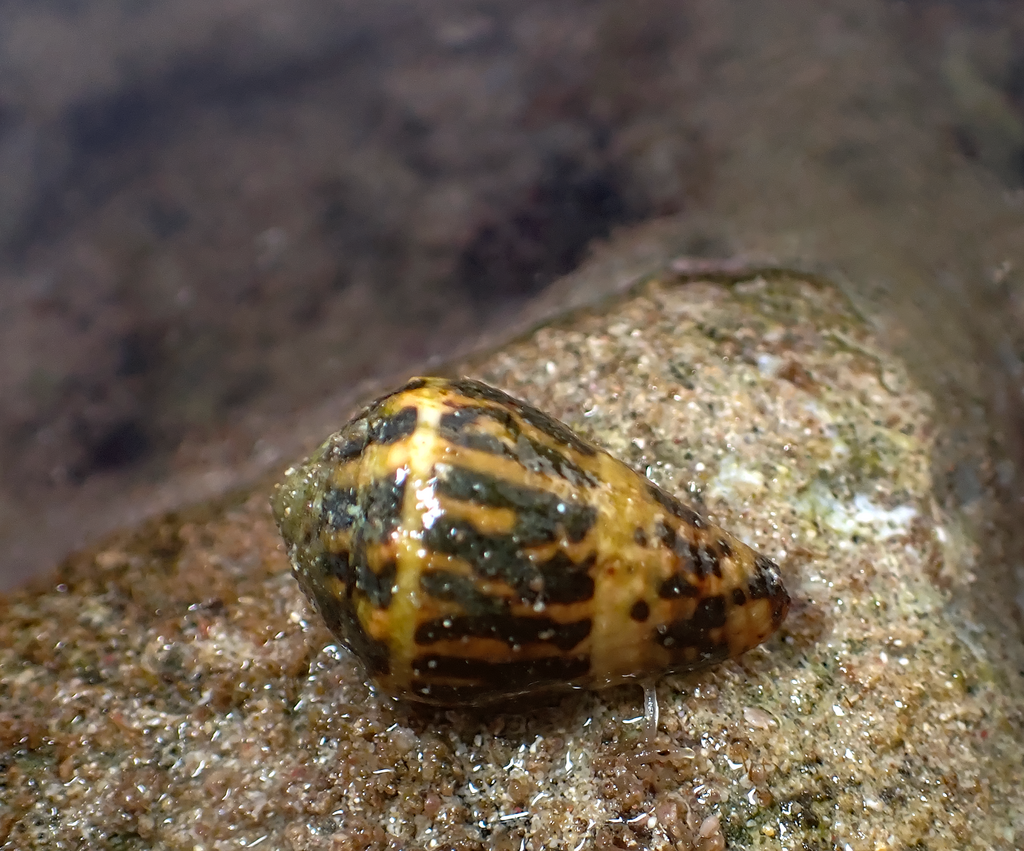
[2, 270, 1022, 850]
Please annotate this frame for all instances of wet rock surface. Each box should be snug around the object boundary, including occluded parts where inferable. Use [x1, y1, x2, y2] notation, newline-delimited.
[2, 271, 1021, 850]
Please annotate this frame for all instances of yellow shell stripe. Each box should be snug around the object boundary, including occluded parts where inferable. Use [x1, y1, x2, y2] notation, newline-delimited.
[382, 388, 447, 698]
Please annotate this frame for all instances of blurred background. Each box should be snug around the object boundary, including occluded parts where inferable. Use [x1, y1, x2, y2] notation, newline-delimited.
[1, 0, 1023, 588]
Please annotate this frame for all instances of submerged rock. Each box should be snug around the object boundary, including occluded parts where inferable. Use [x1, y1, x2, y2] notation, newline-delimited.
[1, 270, 1021, 850]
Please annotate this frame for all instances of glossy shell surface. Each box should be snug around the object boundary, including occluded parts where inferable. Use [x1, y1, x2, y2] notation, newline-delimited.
[271, 376, 789, 706]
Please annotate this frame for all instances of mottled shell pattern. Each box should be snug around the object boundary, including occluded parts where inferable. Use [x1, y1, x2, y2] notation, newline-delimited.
[271, 377, 789, 706]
